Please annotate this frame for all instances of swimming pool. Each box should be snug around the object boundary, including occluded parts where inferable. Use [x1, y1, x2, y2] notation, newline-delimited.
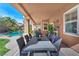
[0, 31, 23, 36]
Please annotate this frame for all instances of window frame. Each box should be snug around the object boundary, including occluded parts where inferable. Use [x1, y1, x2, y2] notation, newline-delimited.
[63, 4, 79, 37]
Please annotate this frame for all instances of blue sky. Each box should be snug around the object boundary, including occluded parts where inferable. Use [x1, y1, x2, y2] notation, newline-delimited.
[0, 3, 23, 23]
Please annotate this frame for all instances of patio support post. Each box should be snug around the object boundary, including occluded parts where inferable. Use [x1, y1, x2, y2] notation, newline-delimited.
[24, 16, 30, 35]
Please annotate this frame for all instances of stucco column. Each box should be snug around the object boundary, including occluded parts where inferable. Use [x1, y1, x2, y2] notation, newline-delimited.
[24, 16, 30, 35]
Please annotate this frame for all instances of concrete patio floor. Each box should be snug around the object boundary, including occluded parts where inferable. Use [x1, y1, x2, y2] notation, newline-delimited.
[2, 36, 79, 56]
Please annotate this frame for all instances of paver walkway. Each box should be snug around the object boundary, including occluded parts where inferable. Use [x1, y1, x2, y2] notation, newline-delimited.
[4, 36, 21, 56]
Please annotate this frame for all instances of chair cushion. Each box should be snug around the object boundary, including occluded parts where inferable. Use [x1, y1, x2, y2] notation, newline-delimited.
[25, 35, 29, 43]
[49, 35, 60, 43]
[53, 36, 60, 43]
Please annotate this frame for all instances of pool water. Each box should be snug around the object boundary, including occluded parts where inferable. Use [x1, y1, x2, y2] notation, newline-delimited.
[0, 31, 23, 36]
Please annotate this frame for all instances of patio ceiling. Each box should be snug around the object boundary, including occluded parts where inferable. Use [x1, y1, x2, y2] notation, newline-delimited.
[12, 3, 77, 24]
[12, 3, 36, 24]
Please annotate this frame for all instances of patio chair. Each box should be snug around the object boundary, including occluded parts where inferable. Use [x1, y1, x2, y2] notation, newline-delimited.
[29, 33, 32, 39]
[16, 37, 26, 56]
[24, 35, 29, 43]
[50, 38, 62, 56]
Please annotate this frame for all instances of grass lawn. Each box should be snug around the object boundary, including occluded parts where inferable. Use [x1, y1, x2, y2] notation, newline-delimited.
[0, 38, 10, 56]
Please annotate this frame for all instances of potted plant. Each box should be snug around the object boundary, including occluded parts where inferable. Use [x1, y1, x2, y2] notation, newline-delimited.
[47, 24, 54, 33]
[47, 24, 56, 36]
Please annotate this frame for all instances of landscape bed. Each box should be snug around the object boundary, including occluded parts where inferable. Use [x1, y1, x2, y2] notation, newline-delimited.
[0, 38, 10, 56]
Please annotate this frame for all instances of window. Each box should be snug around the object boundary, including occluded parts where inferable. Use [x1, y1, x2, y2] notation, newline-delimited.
[64, 5, 79, 37]
[65, 21, 77, 34]
[44, 24, 47, 30]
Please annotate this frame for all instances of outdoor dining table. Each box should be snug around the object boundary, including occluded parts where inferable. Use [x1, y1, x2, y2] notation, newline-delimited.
[21, 38, 57, 56]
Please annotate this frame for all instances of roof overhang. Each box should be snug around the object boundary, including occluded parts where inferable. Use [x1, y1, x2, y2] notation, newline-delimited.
[12, 3, 77, 24]
[12, 3, 36, 24]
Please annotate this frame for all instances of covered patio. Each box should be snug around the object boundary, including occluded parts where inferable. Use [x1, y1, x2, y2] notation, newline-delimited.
[6, 3, 79, 56]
